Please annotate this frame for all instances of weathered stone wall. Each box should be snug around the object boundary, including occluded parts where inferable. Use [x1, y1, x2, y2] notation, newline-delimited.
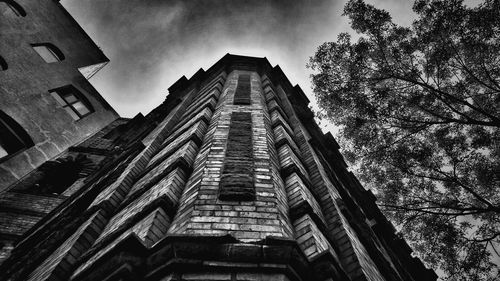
[0, 0, 117, 191]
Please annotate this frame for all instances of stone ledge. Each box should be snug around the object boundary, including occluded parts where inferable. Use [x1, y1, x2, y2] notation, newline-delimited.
[71, 234, 342, 281]
[277, 145, 310, 184]
[270, 110, 294, 140]
[73, 207, 170, 277]
[268, 102, 289, 121]
[125, 160, 191, 210]
[148, 128, 205, 171]
[132, 141, 197, 196]
[76, 196, 175, 269]
[169, 107, 213, 137]
[182, 95, 218, 121]
[0, 202, 113, 281]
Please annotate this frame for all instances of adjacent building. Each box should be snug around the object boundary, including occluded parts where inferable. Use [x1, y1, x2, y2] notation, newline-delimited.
[0, 0, 118, 191]
[0, 0, 118, 264]
[0, 54, 437, 281]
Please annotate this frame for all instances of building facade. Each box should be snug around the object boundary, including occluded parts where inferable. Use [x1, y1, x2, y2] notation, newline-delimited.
[0, 0, 118, 192]
[0, 55, 437, 281]
[0, 0, 119, 265]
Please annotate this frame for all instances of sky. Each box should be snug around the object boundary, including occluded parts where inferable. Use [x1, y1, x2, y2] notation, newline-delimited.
[60, 0, 417, 120]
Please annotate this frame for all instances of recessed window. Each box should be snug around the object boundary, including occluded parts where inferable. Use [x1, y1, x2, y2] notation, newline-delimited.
[103, 123, 128, 141]
[219, 112, 255, 201]
[0, 55, 7, 70]
[0, 110, 34, 160]
[12, 155, 94, 195]
[50, 86, 94, 120]
[31, 43, 64, 63]
[1, 0, 26, 17]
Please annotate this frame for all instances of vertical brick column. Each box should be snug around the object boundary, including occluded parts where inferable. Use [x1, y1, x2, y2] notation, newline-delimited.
[292, 119, 386, 281]
[168, 70, 293, 241]
[269, 81, 385, 280]
[65, 74, 227, 280]
[72, 207, 170, 277]
[27, 210, 108, 281]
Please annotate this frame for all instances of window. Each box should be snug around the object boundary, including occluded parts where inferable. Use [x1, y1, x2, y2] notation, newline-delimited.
[50, 86, 94, 120]
[0, 110, 34, 160]
[12, 155, 95, 195]
[1, 0, 26, 17]
[0, 55, 7, 70]
[103, 123, 128, 141]
[31, 43, 64, 63]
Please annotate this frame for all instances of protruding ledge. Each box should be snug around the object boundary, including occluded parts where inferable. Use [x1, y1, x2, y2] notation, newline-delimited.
[71, 234, 347, 281]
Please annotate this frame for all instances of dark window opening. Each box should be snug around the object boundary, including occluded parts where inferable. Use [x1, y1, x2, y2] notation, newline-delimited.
[103, 123, 128, 141]
[0, 56, 7, 70]
[12, 155, 94, 195]
[31, 43, 64, 63]
[233, 74, 251, 105]
[0, 110, 34, 161]
[219, 112, 255, 201]
[1, 0, 26, 17]
[50, 85, 94, 120]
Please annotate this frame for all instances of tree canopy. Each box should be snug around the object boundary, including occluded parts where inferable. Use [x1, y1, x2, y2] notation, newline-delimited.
[308, 0, 500, 280]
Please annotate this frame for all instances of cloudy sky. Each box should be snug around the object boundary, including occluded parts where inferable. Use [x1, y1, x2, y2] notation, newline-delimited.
[60, 0, 417, 119]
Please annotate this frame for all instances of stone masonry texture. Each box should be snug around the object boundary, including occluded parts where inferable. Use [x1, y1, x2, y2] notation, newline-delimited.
[0, 0, 118, 192]
[1, 1, 120, 262]
[0, 54, 438, 281]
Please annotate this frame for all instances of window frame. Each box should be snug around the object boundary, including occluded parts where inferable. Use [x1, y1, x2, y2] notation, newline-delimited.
[1, 0, 27, 17]
[0, 110, 34, 162]
[11, 154, 95, 196]
[50, 86, 94, 121]
[0, 55, 7, 70]
[31, 43, 65, 63]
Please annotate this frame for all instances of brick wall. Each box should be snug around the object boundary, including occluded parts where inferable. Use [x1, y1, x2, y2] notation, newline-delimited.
[27, 210, 108, 281]
[157, 272, 291, 281]
[266, 76, 387, 281]
[4, 55, 435, 281]
[169, 70, 293, 240]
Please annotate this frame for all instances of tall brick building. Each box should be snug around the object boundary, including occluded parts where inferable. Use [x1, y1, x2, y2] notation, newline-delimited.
[0, 54, 437, 281]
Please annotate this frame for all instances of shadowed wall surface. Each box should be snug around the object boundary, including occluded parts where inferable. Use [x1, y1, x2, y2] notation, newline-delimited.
[0, 55, 437, 281]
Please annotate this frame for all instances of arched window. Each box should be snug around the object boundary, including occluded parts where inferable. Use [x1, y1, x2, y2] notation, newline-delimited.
[0, 110, 34, 160]
[0, 56, 7, 70]
[49, 85, 94, 120]
[31, 43, 65, 63]
[1, 0, 26, 17]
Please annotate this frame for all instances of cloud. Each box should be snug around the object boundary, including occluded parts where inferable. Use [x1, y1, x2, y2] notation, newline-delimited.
[60, 0, 352, 117]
